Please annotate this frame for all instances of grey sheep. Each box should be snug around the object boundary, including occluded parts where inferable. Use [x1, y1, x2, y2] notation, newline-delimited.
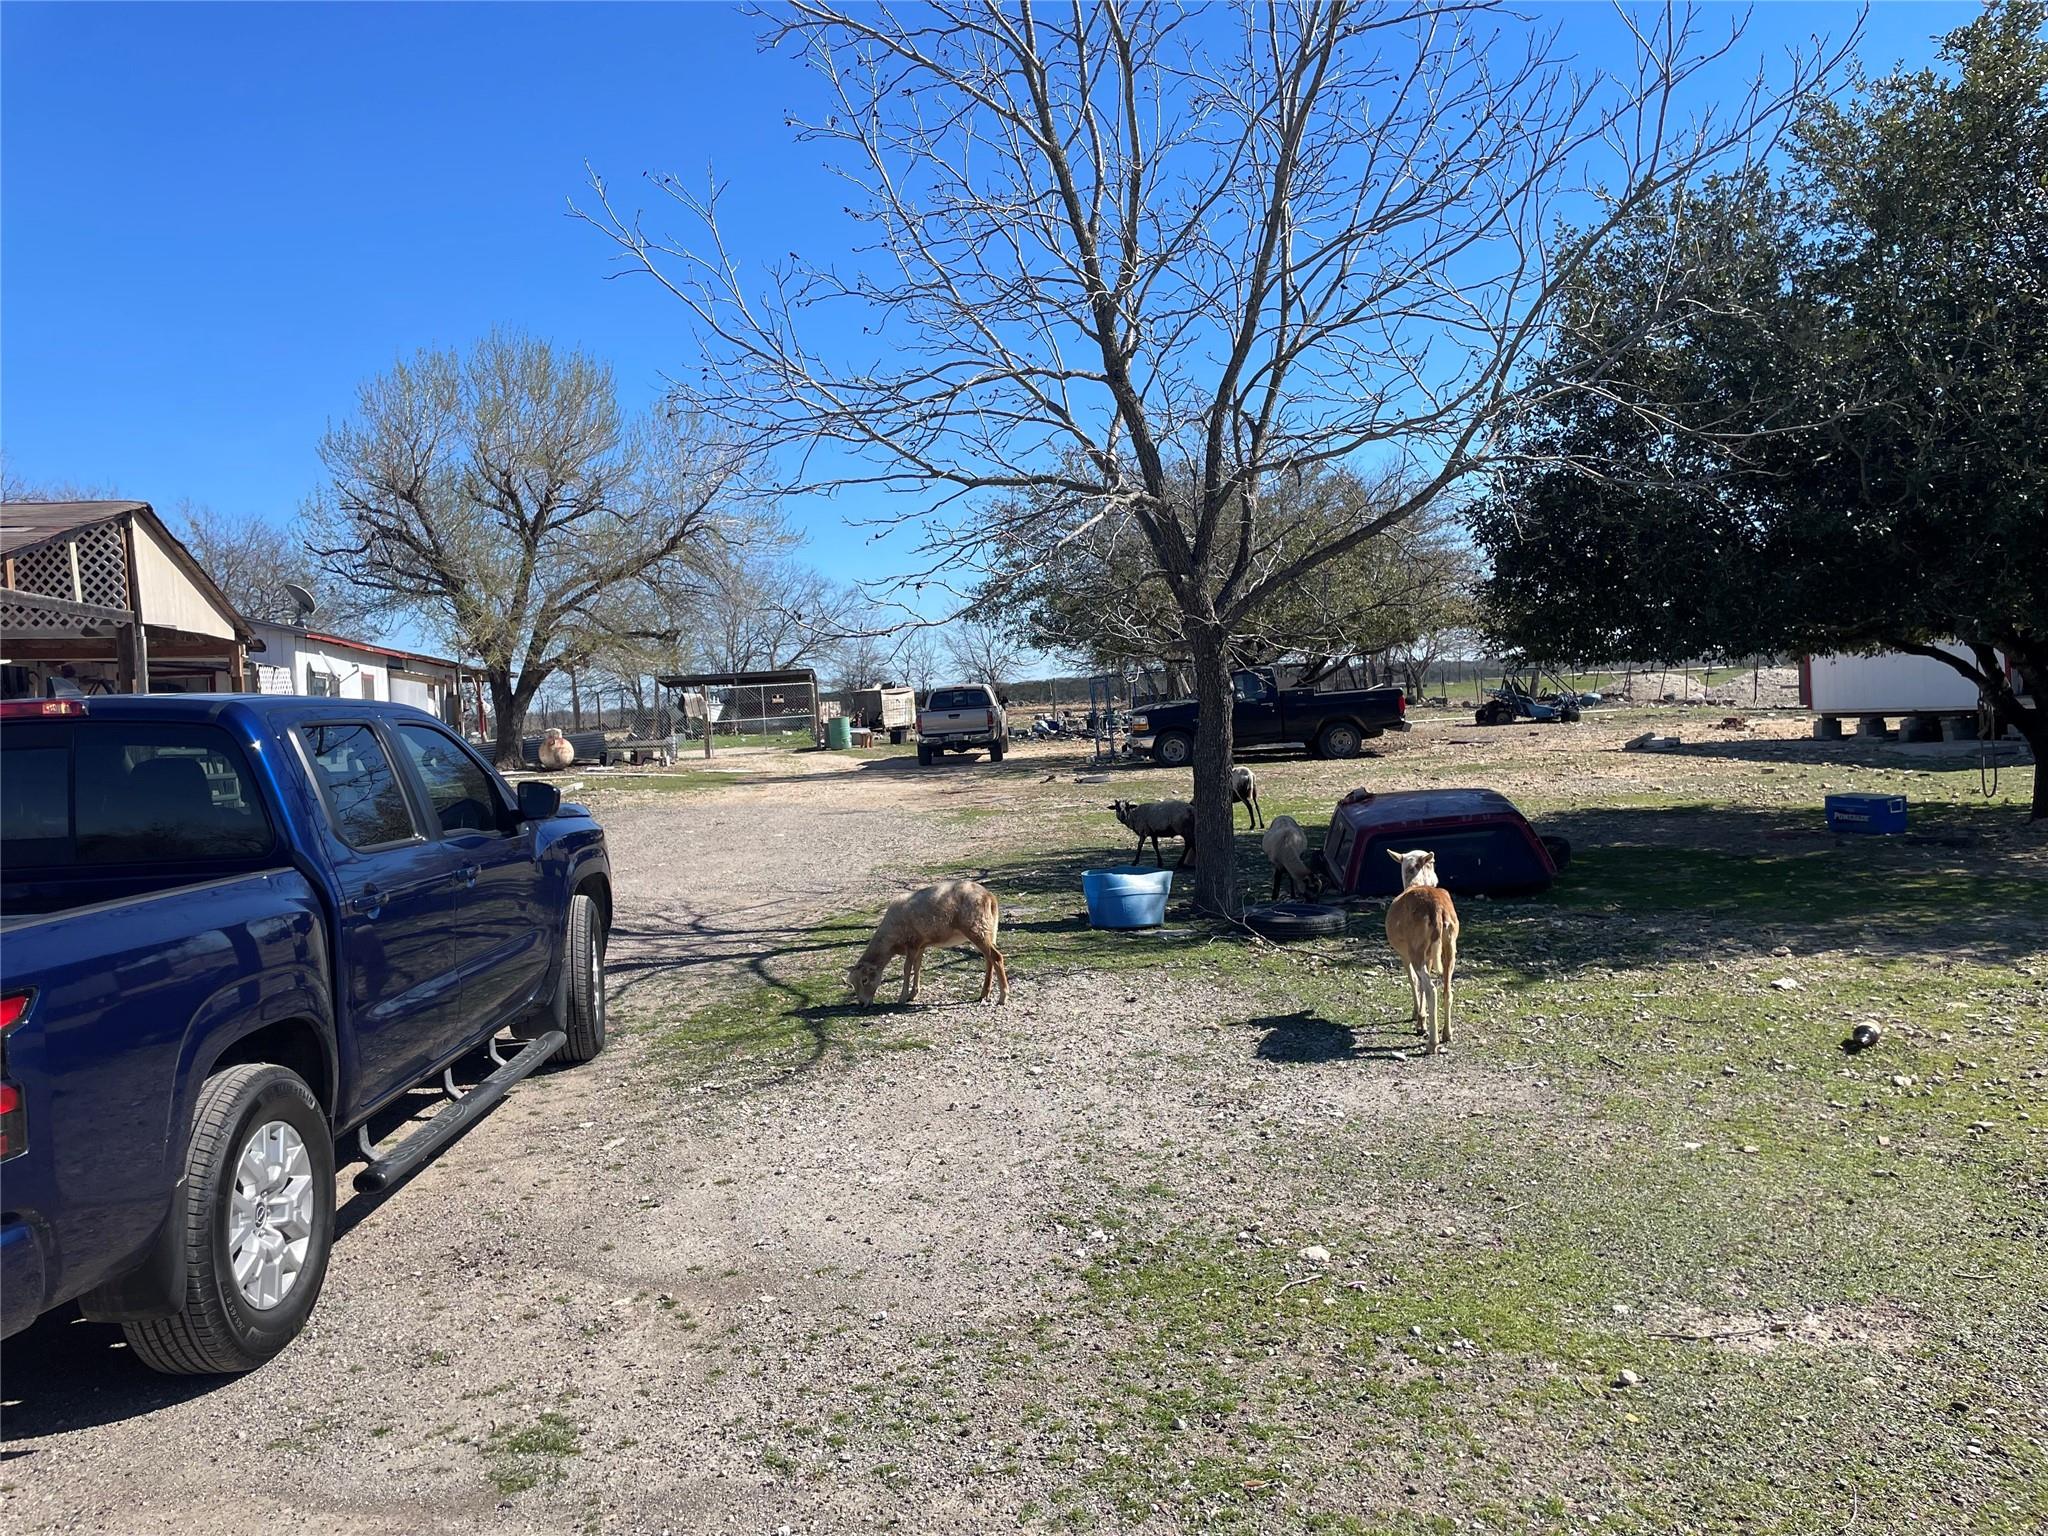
[1111, 799, 1196, 867]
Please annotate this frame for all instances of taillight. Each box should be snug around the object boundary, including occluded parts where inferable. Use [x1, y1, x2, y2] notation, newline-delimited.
[0, 698, 88, 719]
[1396, 691, 1407, 716]
[0, 989, 28, 1162]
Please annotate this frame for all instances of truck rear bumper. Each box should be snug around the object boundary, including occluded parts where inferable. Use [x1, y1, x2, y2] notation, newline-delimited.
[926, 733, 996, 748]
[0, 1218, 46, 1339]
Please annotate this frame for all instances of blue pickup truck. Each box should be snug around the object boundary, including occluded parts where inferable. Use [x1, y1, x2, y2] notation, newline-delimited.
[0, 694, 610, 1374]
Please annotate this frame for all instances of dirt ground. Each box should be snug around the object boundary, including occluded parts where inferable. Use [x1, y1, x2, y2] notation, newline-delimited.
[3, 710, 2041, 1534]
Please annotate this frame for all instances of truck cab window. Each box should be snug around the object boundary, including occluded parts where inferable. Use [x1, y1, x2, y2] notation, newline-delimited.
[395, 724, 503, 834]
[299, 723, 418, 849]
[1233, 672, 1269, 704]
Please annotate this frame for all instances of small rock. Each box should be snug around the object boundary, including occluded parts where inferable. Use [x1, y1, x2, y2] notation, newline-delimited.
[1739, 1144, 1761, 1155]
[1299, 1245, 1331, 1263]
[1614, 1369, 1641, 1389]
[1770, 945, 1792, 958]
[1172, 1416, 1191, 1432]
[1891, 1074, 1916, 1089]
[1770, 977, 1800, 992]
[1408, 1324, 1424, 1338]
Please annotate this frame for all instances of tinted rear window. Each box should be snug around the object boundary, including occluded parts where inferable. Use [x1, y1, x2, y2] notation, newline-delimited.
[0, 721, 275, 869]
[927, 688, 990, 711]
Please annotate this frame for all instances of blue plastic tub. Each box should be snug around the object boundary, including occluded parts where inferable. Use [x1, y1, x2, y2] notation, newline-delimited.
[1083, 866, 1174, 928]
[1825, 793, 1908, 835]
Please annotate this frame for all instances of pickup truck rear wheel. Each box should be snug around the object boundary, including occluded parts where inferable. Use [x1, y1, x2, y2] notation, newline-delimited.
[1316, 722, 1363, 759]
[558, 891, 608, 1063]
[989, 739, 1007, 763]
[917, 743, 935, 766]
[1152, 731, 1194, 767]
[123, 1064, 334, 1376]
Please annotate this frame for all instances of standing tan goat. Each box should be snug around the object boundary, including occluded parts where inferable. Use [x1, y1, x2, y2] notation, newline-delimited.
[847, 879, 1008, 1008]
[1384, 850, 1457, 1052]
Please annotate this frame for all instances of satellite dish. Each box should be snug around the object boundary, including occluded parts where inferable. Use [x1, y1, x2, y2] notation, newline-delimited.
[283, 581, 319, 625]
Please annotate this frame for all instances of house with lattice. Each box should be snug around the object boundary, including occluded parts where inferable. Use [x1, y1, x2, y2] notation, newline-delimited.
[0, 500, 250, 696]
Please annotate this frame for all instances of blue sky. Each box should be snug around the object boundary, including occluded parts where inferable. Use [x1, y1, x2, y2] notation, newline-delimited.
[3, 1, 1973, 602]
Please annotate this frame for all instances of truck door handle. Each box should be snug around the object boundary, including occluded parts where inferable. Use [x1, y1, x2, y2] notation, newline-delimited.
[348, 887, 384, 916]
[454, 864, 480, 887]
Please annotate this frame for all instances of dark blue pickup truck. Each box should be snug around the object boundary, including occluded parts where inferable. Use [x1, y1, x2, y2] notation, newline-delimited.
[0, 694, 610, 1373]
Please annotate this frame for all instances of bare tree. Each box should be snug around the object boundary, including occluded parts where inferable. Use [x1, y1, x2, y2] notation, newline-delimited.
[172, 501, 377, 630]
[944, 617, 1030, 694]
[830, 630, 900, 691]
[898, 628, 944, 698]
[687, 540, 839, 674]
[581, 1, 1843, 911]
[307, 331, 740, 766]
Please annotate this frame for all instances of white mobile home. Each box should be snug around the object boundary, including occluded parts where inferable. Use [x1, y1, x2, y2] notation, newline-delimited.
[245, 621, 470, 727]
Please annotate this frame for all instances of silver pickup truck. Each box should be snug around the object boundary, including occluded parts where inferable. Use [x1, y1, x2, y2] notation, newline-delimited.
[916, 684, 1008, 765]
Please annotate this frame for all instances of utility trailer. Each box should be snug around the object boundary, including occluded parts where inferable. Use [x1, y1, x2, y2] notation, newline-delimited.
[840, 685, 918, 745]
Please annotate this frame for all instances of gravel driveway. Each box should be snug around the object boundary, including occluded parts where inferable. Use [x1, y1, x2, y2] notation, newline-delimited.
[2, 759, 1015, 1534]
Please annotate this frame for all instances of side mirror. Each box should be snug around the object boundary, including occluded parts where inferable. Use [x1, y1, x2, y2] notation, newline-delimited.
[517, 780, 562, 821]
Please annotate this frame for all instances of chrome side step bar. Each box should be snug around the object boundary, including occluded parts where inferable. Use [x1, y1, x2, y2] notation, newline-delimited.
[352, 1030, 566, 1194]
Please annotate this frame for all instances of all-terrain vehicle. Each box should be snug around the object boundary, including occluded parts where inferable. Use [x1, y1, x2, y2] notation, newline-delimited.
[1476, 671, 1584, 726]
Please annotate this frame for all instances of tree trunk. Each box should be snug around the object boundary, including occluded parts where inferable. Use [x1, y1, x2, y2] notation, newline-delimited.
[1187, 627, 1241, 918]
[490, 670, 543, 770]
[569, 669, 583, 730]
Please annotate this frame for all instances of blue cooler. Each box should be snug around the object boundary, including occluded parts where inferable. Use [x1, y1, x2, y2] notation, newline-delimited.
[1825, 794, 1907, 835]
[1082, 867, 1174, 928]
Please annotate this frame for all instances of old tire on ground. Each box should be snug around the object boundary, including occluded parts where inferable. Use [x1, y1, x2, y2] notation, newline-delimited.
[1540, 834, 1573, 873]
[1559, 704, 1582, 724]
[1316, 721, 1364, 759]
[1476, 701, 1510, 726]
[1242, 901, 1350, 942]
[917, 743, 935, 766]
[1153, 731, 1194, 768]
[990, 739, 1007, 763]
[558, 891, 608, 1063]
[122, 1064, 334, 1376]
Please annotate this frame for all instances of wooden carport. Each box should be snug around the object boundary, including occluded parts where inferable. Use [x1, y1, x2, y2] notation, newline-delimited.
[0, 500, 250, 695]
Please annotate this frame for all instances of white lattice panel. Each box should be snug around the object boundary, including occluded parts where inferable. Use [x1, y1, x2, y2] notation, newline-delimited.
[11, 542, 75, 600]
[74, 521, 130, 608]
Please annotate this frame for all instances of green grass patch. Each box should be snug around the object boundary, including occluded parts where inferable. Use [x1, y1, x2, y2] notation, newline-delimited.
[482, 1410, 582, 1495]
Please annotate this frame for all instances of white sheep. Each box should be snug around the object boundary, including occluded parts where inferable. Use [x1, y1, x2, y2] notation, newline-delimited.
[1230, 765, 1264, 829]
[1111, 799, 1197, 867]
[1261, 814, 1324, 900]
[846, 879, 1007, 1007]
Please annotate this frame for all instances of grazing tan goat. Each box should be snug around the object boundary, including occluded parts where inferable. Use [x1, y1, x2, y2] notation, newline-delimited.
[1384, 850, 1458, 1052]
[846, 879, 1008, 1008]
[1261, 815, 1323, 899]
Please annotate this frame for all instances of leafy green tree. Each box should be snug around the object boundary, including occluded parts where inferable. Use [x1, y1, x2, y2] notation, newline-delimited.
[983, 466, 1474, 687]
[1475, 1, 2048, 815]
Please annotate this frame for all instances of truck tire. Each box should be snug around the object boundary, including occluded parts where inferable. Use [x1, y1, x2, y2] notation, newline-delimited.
[557, 891, 608, 1064]
[122, 1064, 334, 1376]
[990, 739, 1007, 763]
[918, 743, 935, 765]
[1316, 721, 1363, 759]
[1153, 731, 1194, 767]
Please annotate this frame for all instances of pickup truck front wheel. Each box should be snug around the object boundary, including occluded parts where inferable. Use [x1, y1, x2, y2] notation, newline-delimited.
[558, 891, 608, 1063]
[124, 1064, 334, 1375]
[1152, 731, 1194, 768]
